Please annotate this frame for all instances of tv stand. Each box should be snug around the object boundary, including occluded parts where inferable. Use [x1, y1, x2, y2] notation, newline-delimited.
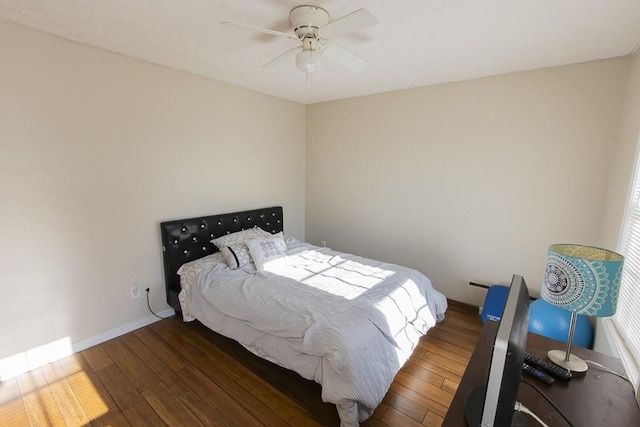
[444, 321, 640, 426]
[464, 385, 526, 427]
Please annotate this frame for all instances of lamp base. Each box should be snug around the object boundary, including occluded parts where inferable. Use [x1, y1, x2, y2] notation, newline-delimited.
[547, 349, 588, 373]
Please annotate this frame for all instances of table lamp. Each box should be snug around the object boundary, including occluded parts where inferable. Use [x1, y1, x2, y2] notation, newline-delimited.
[541, 244, 624, 373]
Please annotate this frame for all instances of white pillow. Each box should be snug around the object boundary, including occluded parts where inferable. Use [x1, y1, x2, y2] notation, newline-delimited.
[219, 244, 252, 269]
[211, 227, 272, 248]
[247, 235, 288, 271]
[284, 234, 301, 245]
[177, 252, 227, 277]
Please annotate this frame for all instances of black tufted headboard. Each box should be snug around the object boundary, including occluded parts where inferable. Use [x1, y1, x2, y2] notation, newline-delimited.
[160, 206, 284, 312]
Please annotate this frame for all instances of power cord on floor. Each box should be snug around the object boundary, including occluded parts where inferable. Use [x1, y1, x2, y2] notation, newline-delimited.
[515, 401, 549, 427]
[521, 379, 575, 427]
[146, 288, 171, 319]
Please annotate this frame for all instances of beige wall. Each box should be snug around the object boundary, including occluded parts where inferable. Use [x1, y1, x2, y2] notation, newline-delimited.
[1, 18, 637, 370]
[306, 58, 630, 306]
[600, 53, 640, 250]
[594, 53, 640, 355]
[0, 22, 306, 361]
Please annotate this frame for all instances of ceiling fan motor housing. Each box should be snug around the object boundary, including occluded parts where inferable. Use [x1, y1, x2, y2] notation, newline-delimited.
[290, 5, 329, 39]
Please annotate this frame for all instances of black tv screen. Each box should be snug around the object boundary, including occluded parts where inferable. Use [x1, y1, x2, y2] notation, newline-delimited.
[465, 275, 530, 426]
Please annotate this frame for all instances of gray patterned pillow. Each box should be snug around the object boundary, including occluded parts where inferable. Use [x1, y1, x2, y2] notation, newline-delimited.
[211, 227, 272, 248]
[246, 235, 288, 271]
[219, 244, 252, 269]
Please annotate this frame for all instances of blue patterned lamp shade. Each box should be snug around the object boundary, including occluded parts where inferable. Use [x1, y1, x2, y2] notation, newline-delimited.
[541, 244, 624, 317]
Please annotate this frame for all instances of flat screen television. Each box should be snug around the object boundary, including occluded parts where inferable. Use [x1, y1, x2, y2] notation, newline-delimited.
[464, 274, 531, 427]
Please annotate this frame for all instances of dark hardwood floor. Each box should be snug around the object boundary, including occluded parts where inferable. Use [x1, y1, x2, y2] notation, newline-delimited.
[0, 300, 482, 426]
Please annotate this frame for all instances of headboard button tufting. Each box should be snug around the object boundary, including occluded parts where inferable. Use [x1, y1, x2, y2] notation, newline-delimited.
[160, 206, 283, 314]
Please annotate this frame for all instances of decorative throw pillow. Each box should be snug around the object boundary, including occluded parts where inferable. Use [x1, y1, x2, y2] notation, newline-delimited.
[211, 227, 272, 248]
[246, 236, 288, 271]
[219, 244, 252, 269]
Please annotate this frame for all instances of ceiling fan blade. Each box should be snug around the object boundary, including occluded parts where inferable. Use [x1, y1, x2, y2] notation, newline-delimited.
[262, 46, 302, 69]
[319, 9, 378, 39]
[321, 43, 368, 72]
[221, 21, 298, 40]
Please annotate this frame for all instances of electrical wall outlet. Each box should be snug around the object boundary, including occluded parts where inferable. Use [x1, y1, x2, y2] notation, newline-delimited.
[130, 283, 140, 299]
[321, 241, 327, 247]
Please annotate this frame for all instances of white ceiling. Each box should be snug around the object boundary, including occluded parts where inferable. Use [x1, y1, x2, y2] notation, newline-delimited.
[1, 0, 639, 104]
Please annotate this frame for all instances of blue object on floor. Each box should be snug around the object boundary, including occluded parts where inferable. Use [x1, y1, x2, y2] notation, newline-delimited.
[528, 299, 594, 349]
[480, 285, 509, 323]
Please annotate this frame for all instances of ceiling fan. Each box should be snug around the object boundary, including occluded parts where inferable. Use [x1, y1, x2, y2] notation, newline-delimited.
[221, 5, 378, 73]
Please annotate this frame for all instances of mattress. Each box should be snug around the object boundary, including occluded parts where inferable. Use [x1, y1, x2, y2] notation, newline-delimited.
[178, 242, 447, 426]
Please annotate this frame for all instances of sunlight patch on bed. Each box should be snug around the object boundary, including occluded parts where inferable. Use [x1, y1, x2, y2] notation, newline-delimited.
[264, 250, 397, 300]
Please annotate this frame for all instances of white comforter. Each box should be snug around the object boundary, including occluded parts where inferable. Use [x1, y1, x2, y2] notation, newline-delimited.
[179, 242, 447, 426]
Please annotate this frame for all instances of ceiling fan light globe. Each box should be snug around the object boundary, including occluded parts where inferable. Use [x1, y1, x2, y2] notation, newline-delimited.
[296, 50, 321, 73]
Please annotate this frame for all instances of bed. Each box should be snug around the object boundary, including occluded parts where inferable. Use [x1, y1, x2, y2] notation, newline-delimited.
[160, 206, 447, 426]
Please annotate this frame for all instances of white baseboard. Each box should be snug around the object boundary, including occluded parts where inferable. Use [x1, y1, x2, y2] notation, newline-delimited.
[0, 308, 175, 381]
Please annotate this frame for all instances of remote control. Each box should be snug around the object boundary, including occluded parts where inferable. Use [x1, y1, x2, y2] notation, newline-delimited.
[523, 363, 555, 384]
[524, 352, 572, 380]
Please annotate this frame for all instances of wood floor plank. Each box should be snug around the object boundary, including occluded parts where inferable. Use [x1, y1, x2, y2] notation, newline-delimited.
[90, 407, 132, 427]
[0, 299, 482, 427]
[82, 345, 114, 372]
[65, 369, 114, 421]
[58, 353, 85, 376]
[417, 349, 468, 377]
[389, 382, 449, 418]
[0, 395, 28, 426]
[423, 328, 476, 352]
[423, 410, 444, 427]
[133, 325, 190, 372]
[141, 381, 205, 427]
[407, 355, 464, 382]
[382, 390, 427, 422]
[380, 406, 426, 427]
[165, 327, 301, 426]
[102, 338, 161, 392]
[22, 387, 66, 426]
[157, 318, 321, 427]
[59, 353, 117, 413]
[419, 335, 473, 361]
[178, 364, 263, 427]
[370, 401, 389, 420]
[42, 362, 90, 426]
[445, 315, 483, 334]
[119, 331, 191, 397]
[394, 372, 454, 409]
[95, 363, 147, 412]
[400, 361, 446, 388]
[441, 379, 459, 395]
[179, 389, 232, 427]
[121, 399, 167, 427]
